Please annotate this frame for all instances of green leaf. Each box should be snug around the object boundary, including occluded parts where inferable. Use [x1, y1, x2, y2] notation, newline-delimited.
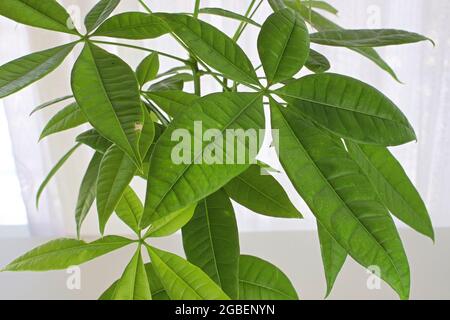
[258, 8, 310, 84]
[146, 246, 230, 300]
[30, 94, 73, 116]
[157, 13, 259, 86]
[199, 8, 261, 27]
[39, 102, 87, 140]
[346, 142, 434, 240]
[110, 248, 151, 300]
[76, 129, 112, 154]
[75, 152, 103, 237]
[182, 190, 239, 299]
[136, 53, 159, 87]
[146, 90, 199, 118]
[147, 73, 192, 92]
[270, 101, 410, 299]
[115, 186, 143, 235]
[276, 73, 416, 146]
[96, 145, 137, 234]
[317, 222, 347, 298]
[305, 49, 330, 73]
[72, 43, 144, 167]
[93, 12, 169, 39]
[36, 143, 81, 208]
[310, 29, 434, 47]
[0, 0, 79, 34]
[224, 164, 302, 219]
[0, 43, 75, 98]
[139, 108, 156, 159]
[85, 0, 120, 33]
[239, 255, 298, 300]
[307, 1, 338, 15]
[268, 0, 286, 12]
[144, 203, 197, 238]
[2, 236, 132, 271]
[141, 92, 264, 227]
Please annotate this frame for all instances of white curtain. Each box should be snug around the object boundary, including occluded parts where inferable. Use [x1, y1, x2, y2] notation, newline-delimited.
[1, 0, 449, 236]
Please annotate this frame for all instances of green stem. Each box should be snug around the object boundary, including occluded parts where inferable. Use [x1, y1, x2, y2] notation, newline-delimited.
[235, 0, 263, 42]
[138, 0, 152, 13]
[142, 96, 169, 126]
[232, 0, 256, 41]
[193, 0, 201, 18]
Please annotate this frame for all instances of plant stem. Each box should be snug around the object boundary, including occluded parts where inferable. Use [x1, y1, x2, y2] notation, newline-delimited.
[191, 0, 202, 95]
[232, 0, 257, 41]
[138, 0, 152, 13]
[193, 0, 201, 18]
[235, 0, 263, 42]
[142, 96, 169, 126]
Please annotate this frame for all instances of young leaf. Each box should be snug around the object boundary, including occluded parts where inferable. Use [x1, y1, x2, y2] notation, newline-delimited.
[92, 12, 169, 39]
[224, 164, 302, 219]
[182, 190, 240, 299]
[75, 152, 103, 237]
[276, 73, 416, 146]
[146, 246, 230, 300]
[84, 0, 120, 33]
[270, 101, 410, 299]
[72, 43, 144, 167]
[146, 90, 199, 118]
[346, 142, 434, 240]
[239, 255, 298, 300]
[110, 248, 151, 300]
[199, 8, 261, 27]
[76, 129, 112, 154]
[30, 95, 73, 116]
[141, 92, 265, 227]
[305, 49, 330, 73]
[258, 8, 310, 84]
[136, 53, 160, 87]
[317, 222, 347, 298]
[144, 203, 197, 238]
[0, 0, 79, 34]
[2, 236, 132, 271]
[310, 29, 434, 48]
[96, 145, 137, 234]
[115, 186, 143, 235]
[39, 102, 87, 140]
[157, 13, 259, 86]
[0, 43, 75, 98]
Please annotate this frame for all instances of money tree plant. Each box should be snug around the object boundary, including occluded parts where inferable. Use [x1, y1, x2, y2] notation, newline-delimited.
[0, 0, 434, 300]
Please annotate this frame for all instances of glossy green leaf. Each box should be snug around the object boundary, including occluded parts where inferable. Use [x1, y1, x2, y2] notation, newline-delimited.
[346, 142, 434, 240]
[0, 0, 79, 34]
[97, 145, 137, 234]
[182, 190, 239, 299]
[199, 8, 261, 27]
[146, 90, 199, 118]
[276, 73, 416, 146]
[110, 248, 151, 300]
[0, 43, 75, 98]
[310, 29, 433, 47]
[93, 12, 169, 39]
[142, 92, 265, 227]
[115, 186, 143, 235]
[85, 0, 120, 33]
[268, 0, 286, 12]
[30, 95, 73, 116]
[76, 129, 112, 154]
[144, 203, 196, 238]
[239, 255, 298, 300]
[305, 49, 330, 73]
[258, 8, 310, 84]
[75, 152, 103, 237]
[317, 222, 347, 298]
[39, 102, 87, 140]
[148, 73, 193, 92]
[225, 164, 302, 219]
[36, 143, 81, 208]
[2, 236, 132, 271]
[136, 53, 159, 87]
[157, 13, 259, 86]
[146, 246, 230, 300]
[270, 101, 410, 299]
[72, 43, 144, 167]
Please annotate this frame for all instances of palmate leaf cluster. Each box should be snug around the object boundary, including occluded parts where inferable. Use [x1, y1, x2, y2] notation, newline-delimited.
[0, 0, 435, 300]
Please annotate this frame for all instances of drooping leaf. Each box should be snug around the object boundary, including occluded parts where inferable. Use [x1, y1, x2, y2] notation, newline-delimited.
[2, 236, 132, 271]
[136, 53, 159, 87]
[305, 49, 330, 73]
[199, 8, 261, 27]
[0, 43, 75, 98]
[144, 203, 197, 238]
[30, 95, 73, 116]
[146, 246, 230, 300]
[239, 255, 298, 300]
[0, 0, 79, 34]
[75, 152, 103, 237]
[157, 13, 259, 86]
[96, 145, 137, 234]
[76, 129, 112, 154]
[39, 102, 87, 140]
[93, 12, 169, 39]
[346, 142, 434, 240]
[182, 190, 240, 299]
[141, 92, 265, 227]
[270, 101, 410, 299]
[276, 73, 416, 146]
[72, 42, 144, 167]
[258, 8, 310, 84]
[115, 186, 143, 235]
[146, 90, 199, 118]
[317, 222, 347, 298]
[85, 0, 120, 33]
[225, 164, 302, 219]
